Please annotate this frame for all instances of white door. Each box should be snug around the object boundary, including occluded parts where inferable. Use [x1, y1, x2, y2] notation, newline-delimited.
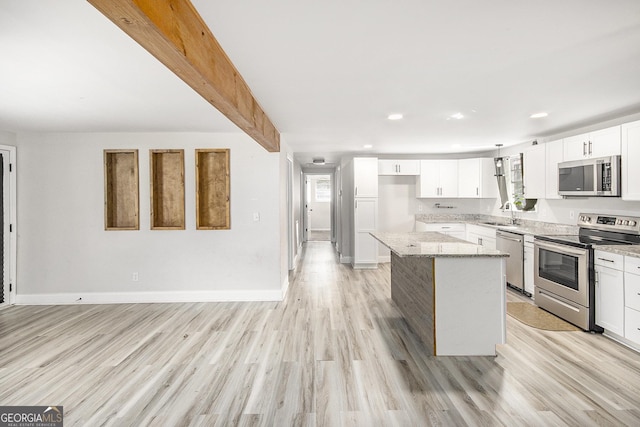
[0, 147, 15, 308]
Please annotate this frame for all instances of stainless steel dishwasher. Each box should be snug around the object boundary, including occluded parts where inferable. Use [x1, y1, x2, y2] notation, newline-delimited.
[496, 229, 524, 292]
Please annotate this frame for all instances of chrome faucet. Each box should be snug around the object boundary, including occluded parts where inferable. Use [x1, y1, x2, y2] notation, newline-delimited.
[503, 202, 520, 225]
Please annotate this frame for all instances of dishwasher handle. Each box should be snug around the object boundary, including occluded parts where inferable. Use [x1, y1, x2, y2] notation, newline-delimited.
[496, 231, 523, 243]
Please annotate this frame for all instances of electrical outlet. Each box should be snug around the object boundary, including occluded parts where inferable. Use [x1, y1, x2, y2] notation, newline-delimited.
[253, 212, 260, 222]
[569, 210, 575, 220]
[132, 272, 139, 282]
[418, 204, 423, 212]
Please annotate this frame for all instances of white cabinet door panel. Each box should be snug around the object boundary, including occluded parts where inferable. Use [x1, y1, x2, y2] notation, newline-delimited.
[595, 264, 624, 335]
[354, 157, 378, 197]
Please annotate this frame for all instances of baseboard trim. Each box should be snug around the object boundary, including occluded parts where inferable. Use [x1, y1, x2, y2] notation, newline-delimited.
[340, 255, 352, 264]
[15, 289, 285, 305]
[378, 255, 391, 263]
[352, 263, 378, 270]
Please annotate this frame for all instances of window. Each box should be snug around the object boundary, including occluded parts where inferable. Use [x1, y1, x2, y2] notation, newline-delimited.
[315, 179, 331, 202]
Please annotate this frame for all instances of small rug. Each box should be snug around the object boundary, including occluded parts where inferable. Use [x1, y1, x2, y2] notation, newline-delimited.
[507, 302, 581, 331]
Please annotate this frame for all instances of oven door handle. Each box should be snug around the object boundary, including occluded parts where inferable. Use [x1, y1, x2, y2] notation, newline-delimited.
[534, 240, 588, 257]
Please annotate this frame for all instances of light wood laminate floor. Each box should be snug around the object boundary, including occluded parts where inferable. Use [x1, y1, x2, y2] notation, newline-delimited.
[2, 241, 640, 426]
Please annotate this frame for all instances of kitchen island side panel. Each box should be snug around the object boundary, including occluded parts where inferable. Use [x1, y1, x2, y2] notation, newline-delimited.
[391, 252, 436, 355]
[434, 257, 506, 356]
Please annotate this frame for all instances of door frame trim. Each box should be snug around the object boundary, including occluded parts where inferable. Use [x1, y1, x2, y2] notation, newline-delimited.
[0, 145, 17, 308]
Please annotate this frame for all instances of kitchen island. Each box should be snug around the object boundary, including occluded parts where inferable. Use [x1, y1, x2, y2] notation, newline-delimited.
[371, 232, 509, 356]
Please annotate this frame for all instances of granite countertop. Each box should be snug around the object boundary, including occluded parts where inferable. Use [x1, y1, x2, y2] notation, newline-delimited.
[371, 232, 509, 258]
[415, 215, 578, 237]
[593, 245, 640, 258]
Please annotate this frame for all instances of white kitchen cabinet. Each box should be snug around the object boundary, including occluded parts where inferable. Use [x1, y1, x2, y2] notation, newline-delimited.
[522, 144, 545, 199]
[465, 224, 497, 250]
[353, 198, 378, 268]
[563, 126, 621, 161]
[378, 159, 420, 176]
[458, 158, 498, 198]
[353, 157, 378, 197]
[416, 222, 466, 240]
[545, 139, 564, 200]
[523, 234, 534, 297]
[594, 250, 624, 336]
[352, 157, 378, 269]
[416, 160, 458, 198]
[622, 120, 640, 201]
[624, 256, 640, 346]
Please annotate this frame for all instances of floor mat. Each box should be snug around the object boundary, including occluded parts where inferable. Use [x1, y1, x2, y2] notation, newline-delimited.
[507, 302, 581, 331]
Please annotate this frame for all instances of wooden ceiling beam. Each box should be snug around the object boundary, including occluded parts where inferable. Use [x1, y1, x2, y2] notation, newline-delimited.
[88, 0, 280, 152]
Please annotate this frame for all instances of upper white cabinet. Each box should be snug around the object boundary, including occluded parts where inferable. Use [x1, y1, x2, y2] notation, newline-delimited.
[416, 159, 458, 198]
[563, 126, 621, 161]
[545, 139, 564, 199]
[622, 120, 640, 201]
[353, 157, 378, 197]
[522, 144, 545, 199]
[458, 158, 498, 198]
[378, 159, 420, 176]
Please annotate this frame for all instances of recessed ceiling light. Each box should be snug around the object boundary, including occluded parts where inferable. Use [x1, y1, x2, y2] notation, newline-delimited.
[363, 144, 373, 149]
[452, 144, 462, 148]
[450, 113, 464, 120]
[530, 112, 548, 118]
[387, 114, 403, 120]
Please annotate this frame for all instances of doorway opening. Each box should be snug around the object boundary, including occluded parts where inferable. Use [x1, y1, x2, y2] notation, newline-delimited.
[304, 173, 333, 242]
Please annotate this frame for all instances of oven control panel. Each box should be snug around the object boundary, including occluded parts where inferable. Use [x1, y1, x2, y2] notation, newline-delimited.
[578, 213, 640, 233]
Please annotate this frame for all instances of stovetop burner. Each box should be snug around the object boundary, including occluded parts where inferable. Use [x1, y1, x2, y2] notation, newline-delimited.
[536, 213, 640, 249]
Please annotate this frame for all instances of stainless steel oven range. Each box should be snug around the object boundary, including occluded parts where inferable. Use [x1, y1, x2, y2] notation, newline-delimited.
[534, 213, 640, 331]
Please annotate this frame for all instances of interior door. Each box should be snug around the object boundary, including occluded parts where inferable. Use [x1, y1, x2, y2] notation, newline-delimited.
[0, 153, 4, 306]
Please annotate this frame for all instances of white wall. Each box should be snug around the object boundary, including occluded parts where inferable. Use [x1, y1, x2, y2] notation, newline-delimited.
[0, 131, 16, 145]
[15, 132, 284, 304]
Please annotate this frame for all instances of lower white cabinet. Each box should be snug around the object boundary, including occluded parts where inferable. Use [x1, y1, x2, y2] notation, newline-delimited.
[625, 256, 640, 345]
[523, 235, 534, 297]
[625, 307, 640, 345]
[416, 222, 465, 240]
[353, 198, 378, 268]
[465, 224, 497, 250]
[594, 250, 624, 336]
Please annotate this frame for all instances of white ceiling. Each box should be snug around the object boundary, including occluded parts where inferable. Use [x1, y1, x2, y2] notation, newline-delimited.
[2, 1, 640, 164]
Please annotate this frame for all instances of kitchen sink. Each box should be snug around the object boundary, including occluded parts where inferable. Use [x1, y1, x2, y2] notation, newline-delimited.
[480, 221, 518, 229]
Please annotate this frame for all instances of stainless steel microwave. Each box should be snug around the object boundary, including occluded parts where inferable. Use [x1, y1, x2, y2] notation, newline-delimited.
[558, 155, 621, 197]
